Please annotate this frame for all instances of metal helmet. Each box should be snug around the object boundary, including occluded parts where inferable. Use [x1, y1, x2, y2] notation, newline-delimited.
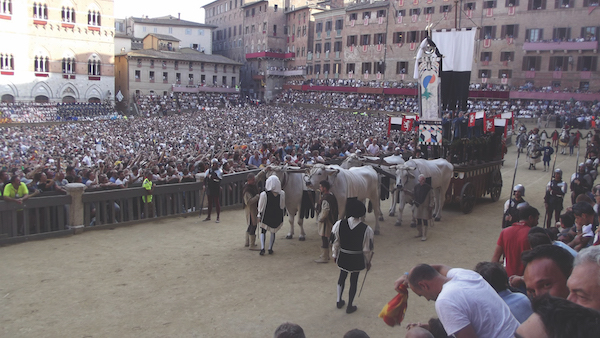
[513, 184, 525, 196]
[586, 159, 593, 165]
[211, 158, 219, 164]
[554, 168, 563, 176]
[579, 162, 586, 169]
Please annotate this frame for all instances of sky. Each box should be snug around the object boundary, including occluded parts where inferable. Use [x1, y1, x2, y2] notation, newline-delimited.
[113, 0, 212, 22]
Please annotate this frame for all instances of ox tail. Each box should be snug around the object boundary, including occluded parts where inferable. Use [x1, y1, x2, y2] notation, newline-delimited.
[368, 200, 373, 213]
[300, 190, 316, 219]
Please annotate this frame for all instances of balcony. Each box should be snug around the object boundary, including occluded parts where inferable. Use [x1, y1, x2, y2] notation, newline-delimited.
[245, 51, 291, 59]
[266, 69, 305, 77]
[523, 40, 598, 52]
[252, 74, 265, 80]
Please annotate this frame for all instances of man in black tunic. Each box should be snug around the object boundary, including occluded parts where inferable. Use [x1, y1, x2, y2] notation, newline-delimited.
[331, 199, 374, 314]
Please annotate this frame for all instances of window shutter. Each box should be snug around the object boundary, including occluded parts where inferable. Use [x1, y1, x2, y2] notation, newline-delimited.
[566, 27, 571, 40]
[527, 0, 533, 10]
[492, 26, 497, 39]
[525, 29, 530, 40]
[501, 25, 506, 38]
[514, 24, 519, 38]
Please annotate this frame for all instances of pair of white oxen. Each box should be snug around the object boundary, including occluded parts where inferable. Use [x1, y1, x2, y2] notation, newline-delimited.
[262, 154, 454, 239]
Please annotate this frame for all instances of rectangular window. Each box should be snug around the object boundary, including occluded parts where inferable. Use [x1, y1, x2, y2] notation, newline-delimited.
[375, 61, 385, 73]
[500, 51, 514, 62]
[552, 27, 571, 41]
[464, 2, 476, 10]
[163, 72, 168, 81]
[479, 69, 491, 78]
[394, 32, 404, 43]
[135, 70, 140, 79]
[142, 26, 147, 32]
[189, 62, 193, 71]
[153, 27, 158, 33]
[362, 11, 370, 19]
[555, 0, 574, 8]
[61, 57, 74, 73]
[441, 5, 451, 12]
[526, 28, 543, 42]
[483, 0, 497, 8]
[349, 13, 357, 20]
[334, 41, 342, 52]
[346, 63, 355, 74]
[397, 9, 406, 17]
[374, 33, 386, 44]
[577, 56, 598, 71]
[410, 8, 421, 15]
[481, 52, 492, 62]
[325, 21, 332, 32]
[347, 35, 357, 46]
[506, 0, 519, 6]
[335, 19, 343, 31]
[176, 73, 181, 82]
[222, 76, 227, 85]
[315, 43, 322, 53]
[360, 34, 370, 45]
[231, 77, 236, 86]
[214, 64, 218, 73]
[273, 25, 277, 36]
[334, 63, 341, 74]
[581, 27, 598, 41]
[528, 0, 546, 10]
[168, 27, 173, 34]
[324, 42, 331, 52]
[425, 7, 434, 14]
[316, 22, 323, 33]
[501, 24, 519, 38]
[201, 63, 205, 72]
[201, 74, 205, 83]
[498, 69, 512, 78]
[150, 60, 154, 68]
[583, 0, 600, 5]
[149, 71, 154, 80]
[480, 26, 497, 39]
[396, 61, 408, 74]
[362, 62, 371, 74]
[323, 64, 330, 74]
[522, 56, 542, 71]
[549, 56, 569, 71]
[377, 9, 386, 17]
[185, 29, 192, 35]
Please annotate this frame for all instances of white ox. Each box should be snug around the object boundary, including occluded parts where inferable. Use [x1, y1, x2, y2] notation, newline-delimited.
[306, 164, 383, 234]
[265, 166, 312, 240]
[340, 153, 405, 217]
[391, 159, 454, 226]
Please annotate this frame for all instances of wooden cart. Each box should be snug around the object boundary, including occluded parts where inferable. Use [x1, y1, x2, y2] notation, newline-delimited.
[445, 160, 504, 214]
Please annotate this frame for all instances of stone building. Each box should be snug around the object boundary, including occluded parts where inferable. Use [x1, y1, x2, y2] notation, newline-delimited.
[0, 0, 115, 103]
[114, 34, 242, 104]
[203, 0, 600, 98]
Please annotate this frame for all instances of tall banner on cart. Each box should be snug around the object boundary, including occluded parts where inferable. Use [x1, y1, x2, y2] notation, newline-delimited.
[414, 39, 441, 121]
[419, 122, 443, 145]
[430, 29, 477, 112]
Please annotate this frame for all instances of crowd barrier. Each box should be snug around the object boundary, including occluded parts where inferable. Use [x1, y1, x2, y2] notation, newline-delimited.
[0, 169, 260, 245]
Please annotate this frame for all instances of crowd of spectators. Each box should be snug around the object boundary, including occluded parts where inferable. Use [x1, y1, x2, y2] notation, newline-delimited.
[0, 102, 117, 122]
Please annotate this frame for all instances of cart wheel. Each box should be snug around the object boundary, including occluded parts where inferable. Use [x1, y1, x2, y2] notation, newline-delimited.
[460, 182, 476, 214]
[490, 169, 502, 202]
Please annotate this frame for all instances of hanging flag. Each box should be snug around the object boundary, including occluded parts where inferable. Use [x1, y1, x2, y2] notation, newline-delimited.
[495, 118, 507, 137]
[401, 118, 413, 132]
[484, 116, 495, 133]
[468, 113, 476, 127]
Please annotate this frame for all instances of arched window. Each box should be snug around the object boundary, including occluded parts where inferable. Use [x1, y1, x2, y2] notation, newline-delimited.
[1, 0, 12, 15]
[62, 57, 75, 74]
[0, 53, 13, 70]
[34, 55, 49, 72]
[88, 59, 100, 75]
[33, 2, 48, 19]
[88, 9, 101, 26]
[61, 6, 75, 23]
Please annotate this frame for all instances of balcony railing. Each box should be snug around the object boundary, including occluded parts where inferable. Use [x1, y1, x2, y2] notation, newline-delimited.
[523, 40, 598, 52]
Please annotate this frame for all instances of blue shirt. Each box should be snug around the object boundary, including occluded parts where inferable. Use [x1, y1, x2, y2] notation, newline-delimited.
[498, 289, 533, 324]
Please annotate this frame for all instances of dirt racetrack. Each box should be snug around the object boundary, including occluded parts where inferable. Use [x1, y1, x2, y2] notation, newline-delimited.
[0, 133, 584, 338]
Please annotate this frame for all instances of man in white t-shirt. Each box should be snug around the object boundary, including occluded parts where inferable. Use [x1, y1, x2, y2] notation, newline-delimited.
[395, 264, 519, 338]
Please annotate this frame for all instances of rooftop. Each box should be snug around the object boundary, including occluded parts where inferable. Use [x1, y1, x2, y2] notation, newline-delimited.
[131, 15, 217, 29]
[125, 48, 243, 66]
[145, 33, 181, 42]
[346, 1, 389, 12]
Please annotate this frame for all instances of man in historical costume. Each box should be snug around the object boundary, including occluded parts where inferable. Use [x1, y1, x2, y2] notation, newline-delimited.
[257, 175, 286, 256]
[331, 199, 374, 314]
[544, 169, 567, 228]
[413, 174, 434, 241]
[314, 180, 339, 263]
[242, 172, 261, 250]
[203, 158, 223, 223]
[503, 184, 527, 228]
[542, 141, 554, 172]
[571, 163, 592, 204]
